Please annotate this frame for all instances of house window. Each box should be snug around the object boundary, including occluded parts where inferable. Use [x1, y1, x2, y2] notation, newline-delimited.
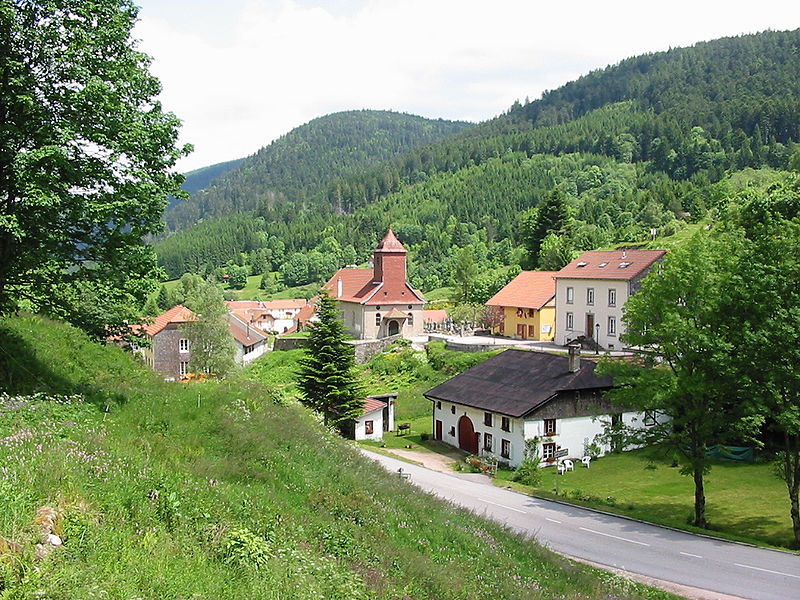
[451, 405, 456, 414]
[542, 442, 556, 461]
[449, 426, 455, 437]
[544, 418, 557, 436]
[179, 338, 189, 352]
[608, 288, 617, 307]
[643, 410, 657, 426]
[365, 420, 374, 435]
[587, 288, 595, 305]
[484, 412, 493, 427]
[179, 361, 189, 376]
[407, 312, 414, 326]
[608, 316, 617, 336]
[566, 312, 574, 330]
[375, 313, 381, 326]
[501, 439, 511, 459]
[501, 416, 511, 432]
[528, 325, 536, 338]
[484, 433, 493, 452]
[566, 286, 574, 304]
[436, 401, 442, 410]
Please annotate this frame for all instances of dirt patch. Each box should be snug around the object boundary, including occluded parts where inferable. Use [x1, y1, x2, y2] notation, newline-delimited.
[382, 447, 461, 473]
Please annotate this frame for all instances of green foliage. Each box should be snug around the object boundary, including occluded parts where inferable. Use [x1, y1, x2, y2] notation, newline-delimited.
[297, 295, 363, 432]
[0, 313, 679, 599]
[0, 0, 188, 340]
[184, 279, 237, 377]
[424, 341, 501, 375]
[513, 438, 543, 487]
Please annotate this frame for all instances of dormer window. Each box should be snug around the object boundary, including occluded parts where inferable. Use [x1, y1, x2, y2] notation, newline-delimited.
[577, 261, 588, 268]
[598, 262, 608, 268]
[619, 262, 631, 268]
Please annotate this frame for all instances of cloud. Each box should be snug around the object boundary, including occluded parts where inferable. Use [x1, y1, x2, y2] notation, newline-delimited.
[134, 0, 800, 172]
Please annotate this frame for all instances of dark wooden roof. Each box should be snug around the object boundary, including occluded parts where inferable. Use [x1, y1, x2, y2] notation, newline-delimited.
[424, 349, 613, 418]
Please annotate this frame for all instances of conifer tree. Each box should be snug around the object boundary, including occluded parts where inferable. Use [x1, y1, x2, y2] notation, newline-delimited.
[297, 294, 363, 435]
[156, 286, 171, 311]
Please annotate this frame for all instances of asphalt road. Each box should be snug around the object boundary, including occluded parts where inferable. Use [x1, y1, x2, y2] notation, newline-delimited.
[363, 450, 800, 600]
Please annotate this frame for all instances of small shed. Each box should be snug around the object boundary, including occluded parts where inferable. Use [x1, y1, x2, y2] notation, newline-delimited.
[353, 393, 397, 441]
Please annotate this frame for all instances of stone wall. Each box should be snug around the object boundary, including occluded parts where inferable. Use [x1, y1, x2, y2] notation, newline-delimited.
[273, 337, 308, 351]
[348, 334, 402, 363]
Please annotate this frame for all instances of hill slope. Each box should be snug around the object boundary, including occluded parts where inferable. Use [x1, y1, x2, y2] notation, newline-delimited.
[154, 30, 800, 286]
[164, 110, 472, 231]
[0, 314, 673, 599]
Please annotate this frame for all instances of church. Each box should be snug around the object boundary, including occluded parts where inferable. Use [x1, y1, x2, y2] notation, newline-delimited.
[323, 229, 426, 340]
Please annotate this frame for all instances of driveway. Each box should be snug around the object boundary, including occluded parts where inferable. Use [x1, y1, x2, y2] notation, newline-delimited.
[363, 450, 800, 600]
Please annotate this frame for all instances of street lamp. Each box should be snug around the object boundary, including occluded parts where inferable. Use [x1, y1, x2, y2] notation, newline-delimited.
[595, 323, 600, 355]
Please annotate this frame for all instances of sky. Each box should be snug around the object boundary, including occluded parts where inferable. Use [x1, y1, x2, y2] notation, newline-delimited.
[133, 0, 800, 173]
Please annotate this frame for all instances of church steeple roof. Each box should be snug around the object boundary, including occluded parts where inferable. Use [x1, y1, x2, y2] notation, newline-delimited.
[374, 227, 407, 253]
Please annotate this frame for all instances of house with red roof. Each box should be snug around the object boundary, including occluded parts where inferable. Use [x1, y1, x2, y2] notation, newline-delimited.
[225, 299, 308, 334]
[554, 249, 666, 350]
[323, 229, 425, 340]
[485, 271, 557, 340]
[136, 304, 267, 380]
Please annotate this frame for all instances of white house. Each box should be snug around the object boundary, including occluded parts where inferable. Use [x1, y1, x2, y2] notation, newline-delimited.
[353, 393, 397, 441]
[226, 299, 309, 334]
[554, 249, 665, 351]
[424, 346, 664, 467]
[227, 313, 268, 365]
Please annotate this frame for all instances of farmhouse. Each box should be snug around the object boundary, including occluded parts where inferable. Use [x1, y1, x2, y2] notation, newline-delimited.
[485, 271, 557, 340]
[554, 249, 665, 350]
[323, 229, 425, 340]
[225, 299, 308, 334]
[425, 346, 660, 467]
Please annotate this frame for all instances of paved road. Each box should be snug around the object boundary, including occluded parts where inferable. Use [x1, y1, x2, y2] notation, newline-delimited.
[364, 451, 800, 600]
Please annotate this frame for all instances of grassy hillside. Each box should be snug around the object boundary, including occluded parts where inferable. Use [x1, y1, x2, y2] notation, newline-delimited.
[0, 315, 674, 599]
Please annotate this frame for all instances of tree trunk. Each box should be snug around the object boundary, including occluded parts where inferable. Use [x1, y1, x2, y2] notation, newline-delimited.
[692, 462, 707, 528]
[782, 434, 800, 549]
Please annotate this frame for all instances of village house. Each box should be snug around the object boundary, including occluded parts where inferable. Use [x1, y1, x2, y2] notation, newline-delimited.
[225, 299, 308, 334]
[136, 304, 267, 380]
[323, 229, 425, 340]
[425, 346, 662, 467]
[554, 249, 665, 350]
[485, 271, 557, 340]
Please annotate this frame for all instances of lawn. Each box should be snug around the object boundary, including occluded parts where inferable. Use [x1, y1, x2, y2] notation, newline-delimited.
[497, 448, 795, 549]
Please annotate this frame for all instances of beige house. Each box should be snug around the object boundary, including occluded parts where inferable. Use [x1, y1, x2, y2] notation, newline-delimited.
[323, 229, 425, 340]
[485, 271, 557, 340]
[554, 249, 665, 350]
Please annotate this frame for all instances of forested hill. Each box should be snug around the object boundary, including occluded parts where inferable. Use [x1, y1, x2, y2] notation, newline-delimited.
[164, 110, 473, 231]
[154, 29, 800, 287]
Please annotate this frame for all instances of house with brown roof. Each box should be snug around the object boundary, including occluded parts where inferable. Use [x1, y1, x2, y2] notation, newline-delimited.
[485, 271, 557, 340]
[425, 346, 662, 467]
[225, 299, 308, 334]
[323, 229, 425, 340]
[554, 249, 665, 350]
[227, 312, 269, 365]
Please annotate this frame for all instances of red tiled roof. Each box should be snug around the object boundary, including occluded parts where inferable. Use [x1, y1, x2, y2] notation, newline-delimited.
[142, 305, 197, 337]
[362, 396, 387, 416]
[374, 228, 407, 253]
[423, 309, 448, 323]
[228, 314, 267, 346]
[486, 271, 557, 310]
[555, 250, 666, 281]
[225, 299, 306, 311]
[323, 268, 424, 305]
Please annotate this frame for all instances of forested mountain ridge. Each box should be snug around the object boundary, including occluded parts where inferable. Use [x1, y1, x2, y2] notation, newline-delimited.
[154, 29, 800, 292]
[164, 110, 472, 231]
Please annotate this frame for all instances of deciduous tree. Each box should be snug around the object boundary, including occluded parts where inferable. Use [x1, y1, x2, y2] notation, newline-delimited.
[0, 0, 188, 339]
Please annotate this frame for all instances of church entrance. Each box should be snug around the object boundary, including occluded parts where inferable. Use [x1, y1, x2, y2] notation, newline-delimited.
[388, 320, 400, 336]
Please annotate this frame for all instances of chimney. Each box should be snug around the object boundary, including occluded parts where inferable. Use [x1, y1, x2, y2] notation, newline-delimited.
[568, 343, 581, 373]
[337, 277, 343, 298]
[622, 249, 627, 259]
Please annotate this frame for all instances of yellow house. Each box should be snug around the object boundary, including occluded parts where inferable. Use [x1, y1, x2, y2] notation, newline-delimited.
[486, 271, 557, 341]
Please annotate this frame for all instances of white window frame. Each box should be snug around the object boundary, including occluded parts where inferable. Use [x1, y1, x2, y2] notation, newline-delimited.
[179, 338, 189, 353]
[375, 313, 381, 326]
[566, 312, 574, 330]
[586, 287, 595, 305]
[179, 361, 189, 376]
[566, 286, 574, 304]
[483, 432, 494, 452]
[608, 316, 617, 336]
[501, 439, 511, 459]
[608, 288, 617, 307]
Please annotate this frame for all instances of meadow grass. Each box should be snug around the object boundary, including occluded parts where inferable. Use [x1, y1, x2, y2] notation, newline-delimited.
[496, 448, 795, 549]
[0, 314, 677, 599]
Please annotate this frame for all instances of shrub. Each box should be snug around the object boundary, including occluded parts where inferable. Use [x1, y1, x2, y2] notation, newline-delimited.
[216, 526, 274, 570]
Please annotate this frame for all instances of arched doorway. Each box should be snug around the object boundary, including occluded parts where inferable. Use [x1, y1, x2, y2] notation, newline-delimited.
[388, 320, 400, 336]
[458, 415, 478, 454]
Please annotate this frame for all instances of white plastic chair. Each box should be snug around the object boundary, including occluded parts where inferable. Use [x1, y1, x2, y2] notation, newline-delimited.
[581, 456, 592, 468]
[561, 459, 574, 472]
